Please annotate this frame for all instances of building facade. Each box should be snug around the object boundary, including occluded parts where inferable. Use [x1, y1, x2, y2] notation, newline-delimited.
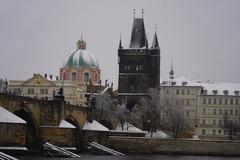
[117, 13, 160, 110]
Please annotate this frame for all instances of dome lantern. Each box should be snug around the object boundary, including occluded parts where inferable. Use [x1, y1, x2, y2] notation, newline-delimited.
[77, 35, 86, 50]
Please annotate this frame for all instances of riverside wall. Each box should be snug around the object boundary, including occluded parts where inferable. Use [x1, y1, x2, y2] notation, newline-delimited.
[108, 136, 240, 156]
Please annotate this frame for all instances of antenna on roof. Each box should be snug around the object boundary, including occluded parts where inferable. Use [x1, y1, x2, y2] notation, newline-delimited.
[142, 8, 144, 19]
[133, 9, 136, 19]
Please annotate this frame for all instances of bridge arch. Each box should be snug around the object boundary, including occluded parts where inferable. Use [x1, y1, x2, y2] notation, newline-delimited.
[14, 107, 40, 149]
[64, 115, 83, 150]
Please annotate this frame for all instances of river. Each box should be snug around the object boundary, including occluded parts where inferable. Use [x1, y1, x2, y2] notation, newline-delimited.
[16, 154, 240, 160]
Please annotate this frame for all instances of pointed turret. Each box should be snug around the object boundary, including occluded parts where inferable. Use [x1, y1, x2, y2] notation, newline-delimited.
[119, 35, 123, 49]
[129, 10, 147, 48]
[151, 32, 159, 49]
[169, 59, 174, 80]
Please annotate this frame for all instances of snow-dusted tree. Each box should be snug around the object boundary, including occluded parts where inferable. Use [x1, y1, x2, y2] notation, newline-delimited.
[223, 112, 240, 140]
[0, 78, 8, 92]
[140, 88, 162, 137]
[92, 91, 113, 128]
[162, 93, 185, 138]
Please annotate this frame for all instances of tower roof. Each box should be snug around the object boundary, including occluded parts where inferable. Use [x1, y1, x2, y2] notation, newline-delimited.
[130, 18, 148, 48]
[151, 32, 159, 49]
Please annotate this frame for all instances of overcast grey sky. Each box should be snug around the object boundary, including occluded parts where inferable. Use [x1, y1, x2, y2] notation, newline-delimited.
[1, 0, 240, 87]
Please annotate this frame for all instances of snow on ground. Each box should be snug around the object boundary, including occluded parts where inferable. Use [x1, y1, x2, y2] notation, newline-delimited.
[112, 122, 145, 133]
[59, 119, 76, 128]
[0, 106, 26, 124]
[145, 130, 170, 138]
[83, 120, 109, 132]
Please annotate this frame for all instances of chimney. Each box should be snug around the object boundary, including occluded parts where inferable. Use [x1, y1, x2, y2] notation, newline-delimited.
[44, 74, 47, 78]
[56, 76, 59, 80]
[50, 75, 53, 80]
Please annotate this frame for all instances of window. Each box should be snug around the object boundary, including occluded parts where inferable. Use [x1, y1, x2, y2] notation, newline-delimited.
[27, 88, 34, 94]
[213, 120, 216, 125]
[218, 120, 222, 125]
[186, 110, 190, 117]
[230, 99, 233, 105]
[181, 99, 184, 105]
[202, 129, 206, 135]
[236, 109, 239, 116]
[212, 130, 216, 135]
[214, 98, 217, 104]
[203, 98, 206, 104]
[186, 99, 190, 105]
[166, 89, 169, 95]
[230, 109, 233, 115]
[213, 109, 216, 115]
[72, 72, 77, 81]
[40, 88, 48, 95]
[187, 89, 190, 95]
[236, 99, 239, 105]
[224, 109, 228, 115]
[40, 89, 44, 95]
[181, 89, 185, 95]
[203, 108, 206, 115]
[202, 119, 206, 125]
[219, 99, 222, 105]
[225, 99, 228, 105]
[218, 130, 222, 134]
[219, 109, 222, 115]
[208, 98, 211, 104]
[176, 89, 180, 95]
[84, 73, 90, 82]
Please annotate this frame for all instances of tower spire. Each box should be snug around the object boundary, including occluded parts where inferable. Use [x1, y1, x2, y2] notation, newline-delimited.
[169, 59, 174, 80]
[151, 25, 159, 49]
[119, 34, 123, 49]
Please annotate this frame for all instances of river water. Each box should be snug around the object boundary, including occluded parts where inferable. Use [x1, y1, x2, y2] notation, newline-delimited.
[16, 154, 240, 160]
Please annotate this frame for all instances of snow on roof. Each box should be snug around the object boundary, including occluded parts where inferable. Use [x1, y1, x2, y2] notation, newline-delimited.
[83, 120, 109, 132]
[112, 122, 144, 133]
[0, 106, 26, 124]
[161, 75, 240, 96]
[59, 119, 76, 128]
[145, 130, 170, 138]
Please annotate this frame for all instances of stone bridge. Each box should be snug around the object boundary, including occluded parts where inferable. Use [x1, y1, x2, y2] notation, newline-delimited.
[0, 92, 91, 150]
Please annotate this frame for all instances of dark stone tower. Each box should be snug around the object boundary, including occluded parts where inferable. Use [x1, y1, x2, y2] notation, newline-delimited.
[118, 11, 160, 110]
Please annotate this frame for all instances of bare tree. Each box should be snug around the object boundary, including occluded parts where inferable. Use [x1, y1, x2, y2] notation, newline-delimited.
[223, 112, 240, 140]
[140, 88, 162, 137]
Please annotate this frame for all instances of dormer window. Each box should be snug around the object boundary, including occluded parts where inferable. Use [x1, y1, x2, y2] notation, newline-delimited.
[171, 81, 176, 86]
[234, 90, 239, 96]
[202, 90, 207, 95]
[182, 81, 187, 86]
[212, 90, 218, 95]
[223, 90, 228, 95]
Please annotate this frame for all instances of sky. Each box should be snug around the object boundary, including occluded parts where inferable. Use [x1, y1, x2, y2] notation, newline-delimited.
[1, 0, 240, 88]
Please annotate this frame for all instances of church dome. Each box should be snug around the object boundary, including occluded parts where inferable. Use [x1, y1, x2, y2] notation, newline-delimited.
[64, 38, 99, 69]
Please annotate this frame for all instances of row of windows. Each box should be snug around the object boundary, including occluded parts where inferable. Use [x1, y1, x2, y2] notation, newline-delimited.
[202, 129, 228, 135]
[165, 98, 191, 106]
[122, 65, 143, 72]
[63, 72, 93, 82]
[203, 98, 239, 105]
[27, 88, 48, 95]
[202, 108, 239, 116]
[166, 89, 191, 95]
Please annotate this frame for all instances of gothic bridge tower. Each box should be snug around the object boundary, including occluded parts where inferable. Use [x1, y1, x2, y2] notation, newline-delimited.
[118, 10, 160, 110]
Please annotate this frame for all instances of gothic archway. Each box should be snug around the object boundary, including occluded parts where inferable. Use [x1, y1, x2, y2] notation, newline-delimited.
[14, 109, 39, 149]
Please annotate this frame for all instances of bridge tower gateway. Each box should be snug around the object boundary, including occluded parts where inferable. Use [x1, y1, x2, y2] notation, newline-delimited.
[117, 10, 160, 110]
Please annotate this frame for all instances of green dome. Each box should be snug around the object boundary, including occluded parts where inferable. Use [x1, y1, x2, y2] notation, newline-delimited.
[64, 49, 99, 69]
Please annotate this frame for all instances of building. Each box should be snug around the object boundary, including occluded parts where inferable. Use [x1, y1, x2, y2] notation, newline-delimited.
[160, 66, 240, 139]
[117, 11, 160, 110]
[9, 37, 101, 106]
[197, 82, 240, 139]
